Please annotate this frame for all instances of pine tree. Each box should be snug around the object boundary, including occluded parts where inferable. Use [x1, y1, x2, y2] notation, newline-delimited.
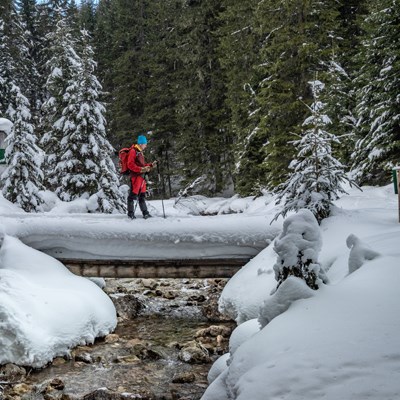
[254, 0, 340, 190]
[274, 80, 355, 223]
[216, 0, 262, 196]
[16, 0, 44, 118]
[78, 0, 96, 32]
[174, 0, 232, 195]
[0, 4, 29, 115]
[40, 13, 81, 190]
[321, 59, 356, 165]
[1, 84, 44, 212]
[351, 0, 400, 185]
[0, 17, 14, 115]
[53, 30, 125, 212]
[116, 0, 182, 199]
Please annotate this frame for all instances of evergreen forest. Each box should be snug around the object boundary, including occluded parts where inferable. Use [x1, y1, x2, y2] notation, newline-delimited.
[0, 0, 399, 215]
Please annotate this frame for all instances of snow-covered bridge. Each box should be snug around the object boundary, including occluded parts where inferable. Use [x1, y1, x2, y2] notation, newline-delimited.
[0, 209, 280, 278]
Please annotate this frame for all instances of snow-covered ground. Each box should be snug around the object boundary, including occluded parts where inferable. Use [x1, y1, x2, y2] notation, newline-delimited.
[1, 184, 400, 400]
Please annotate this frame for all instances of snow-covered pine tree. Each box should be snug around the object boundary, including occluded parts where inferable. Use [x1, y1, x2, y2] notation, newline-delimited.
[322, 59, 357, 166]
[1, 84, 44, 212]
[16, 0, 45, 121]
[77, 29, 125, 213]
[40, 12, 81, 190]
[54, 29, 125, 212]
[273, 80, 356, 223]
[0, 18, 12, 114]
[351, 0, 400, 185]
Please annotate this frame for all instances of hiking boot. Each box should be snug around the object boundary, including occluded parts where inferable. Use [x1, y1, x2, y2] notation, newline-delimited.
[128, 212, 136, 219]
[143, 212, 152, 219]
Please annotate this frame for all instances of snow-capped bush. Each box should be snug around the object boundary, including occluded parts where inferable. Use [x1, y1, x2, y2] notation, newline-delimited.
[273, 209, 324, 291]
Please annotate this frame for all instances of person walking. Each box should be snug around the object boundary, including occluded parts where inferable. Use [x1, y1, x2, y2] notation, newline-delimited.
[126, 135, 157, 219]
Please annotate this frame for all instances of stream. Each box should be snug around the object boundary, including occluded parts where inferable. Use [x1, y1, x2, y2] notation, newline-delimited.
[2, 277, 234, 400]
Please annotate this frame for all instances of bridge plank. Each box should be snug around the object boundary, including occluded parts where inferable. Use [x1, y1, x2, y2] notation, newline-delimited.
[59, 258, 250, 279]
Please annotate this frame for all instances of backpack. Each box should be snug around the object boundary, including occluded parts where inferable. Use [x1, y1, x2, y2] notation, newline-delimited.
[118, 146, 136, 175]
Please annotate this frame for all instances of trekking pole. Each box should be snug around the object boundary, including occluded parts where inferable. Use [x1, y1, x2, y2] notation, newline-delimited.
[157, 162, 166, 219]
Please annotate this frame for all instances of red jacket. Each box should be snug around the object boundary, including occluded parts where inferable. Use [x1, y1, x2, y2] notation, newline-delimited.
[127, 144, 153, 195]
[127, 144, 152, 176]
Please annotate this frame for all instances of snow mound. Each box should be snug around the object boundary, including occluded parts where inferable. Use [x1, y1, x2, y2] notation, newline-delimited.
[346, 233, 380, 274]
[218, 244, 279, 324]
[229, 318, 260, 356]
[207, 352, 230, 384]
[0, 235, 117, 368]
[258, 276, 315, 328]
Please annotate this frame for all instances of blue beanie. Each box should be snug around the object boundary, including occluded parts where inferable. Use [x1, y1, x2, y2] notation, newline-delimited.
[137, 135, 147, 145]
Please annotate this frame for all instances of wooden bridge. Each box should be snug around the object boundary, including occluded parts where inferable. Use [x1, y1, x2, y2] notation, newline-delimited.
[61, 257, 251, 279]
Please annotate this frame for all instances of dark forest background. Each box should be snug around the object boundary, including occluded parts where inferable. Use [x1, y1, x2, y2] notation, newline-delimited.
[1, 0, 399, 198]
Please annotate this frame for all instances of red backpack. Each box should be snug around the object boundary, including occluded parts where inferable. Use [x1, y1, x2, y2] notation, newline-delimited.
[118, 146, 135, 175]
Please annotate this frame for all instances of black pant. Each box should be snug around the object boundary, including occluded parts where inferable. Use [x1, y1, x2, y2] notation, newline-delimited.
[127, 191, 148, 216]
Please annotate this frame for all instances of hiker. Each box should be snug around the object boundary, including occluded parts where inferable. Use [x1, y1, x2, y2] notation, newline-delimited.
[127, 135, 157, 219]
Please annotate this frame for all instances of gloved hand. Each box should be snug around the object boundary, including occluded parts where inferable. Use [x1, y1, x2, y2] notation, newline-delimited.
[141, 166, 151, 173]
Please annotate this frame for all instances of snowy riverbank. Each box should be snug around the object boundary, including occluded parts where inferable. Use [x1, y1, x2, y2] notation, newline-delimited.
[1, 185, 400, 400]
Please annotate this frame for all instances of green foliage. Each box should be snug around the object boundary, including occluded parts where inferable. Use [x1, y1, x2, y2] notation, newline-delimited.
[352, 0, 400, 185]
[254, 0, 341, 190]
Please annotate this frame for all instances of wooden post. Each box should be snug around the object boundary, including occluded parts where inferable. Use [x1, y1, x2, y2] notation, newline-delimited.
[397, 169, 400, 223]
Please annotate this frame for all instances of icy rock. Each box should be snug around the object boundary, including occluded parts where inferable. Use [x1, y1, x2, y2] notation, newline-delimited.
[178, 341, 211, 364]
[172, 372, 196, 383]
[110, 294, 143, 320]
[0, 363, 26, 382]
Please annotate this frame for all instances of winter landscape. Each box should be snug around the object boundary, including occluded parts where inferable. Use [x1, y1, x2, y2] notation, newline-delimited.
[1, 0, 400, 399]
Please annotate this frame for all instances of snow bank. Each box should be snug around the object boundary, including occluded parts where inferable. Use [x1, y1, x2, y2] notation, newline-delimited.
[218, 257, 400, 400]
[203, 185, 400, 400]
[0, 235, 117, 368]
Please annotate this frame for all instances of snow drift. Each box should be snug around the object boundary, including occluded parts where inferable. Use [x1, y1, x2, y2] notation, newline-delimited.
[0, 234, 117, 368]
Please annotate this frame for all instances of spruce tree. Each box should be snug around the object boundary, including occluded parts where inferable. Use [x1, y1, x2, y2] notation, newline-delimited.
[0, 4, 30, 115]
[16, 0, 44, 118]
[324, 0, 368, 166]
[274, 80, 355, 223]
[174, 0, 232, 195]
[54, 29, 125, 212]
[254, 0, 340, 190]
[216, 0, 262, 196]
[138, 0, 182, 198]
[0, 18, 14, 115]
[40, 13, 81, 190]
[351, 0, 400, 185]
[1, 84, 44, 212]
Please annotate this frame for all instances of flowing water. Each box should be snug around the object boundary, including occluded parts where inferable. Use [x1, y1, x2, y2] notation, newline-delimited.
[15, 278, 234, 400]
